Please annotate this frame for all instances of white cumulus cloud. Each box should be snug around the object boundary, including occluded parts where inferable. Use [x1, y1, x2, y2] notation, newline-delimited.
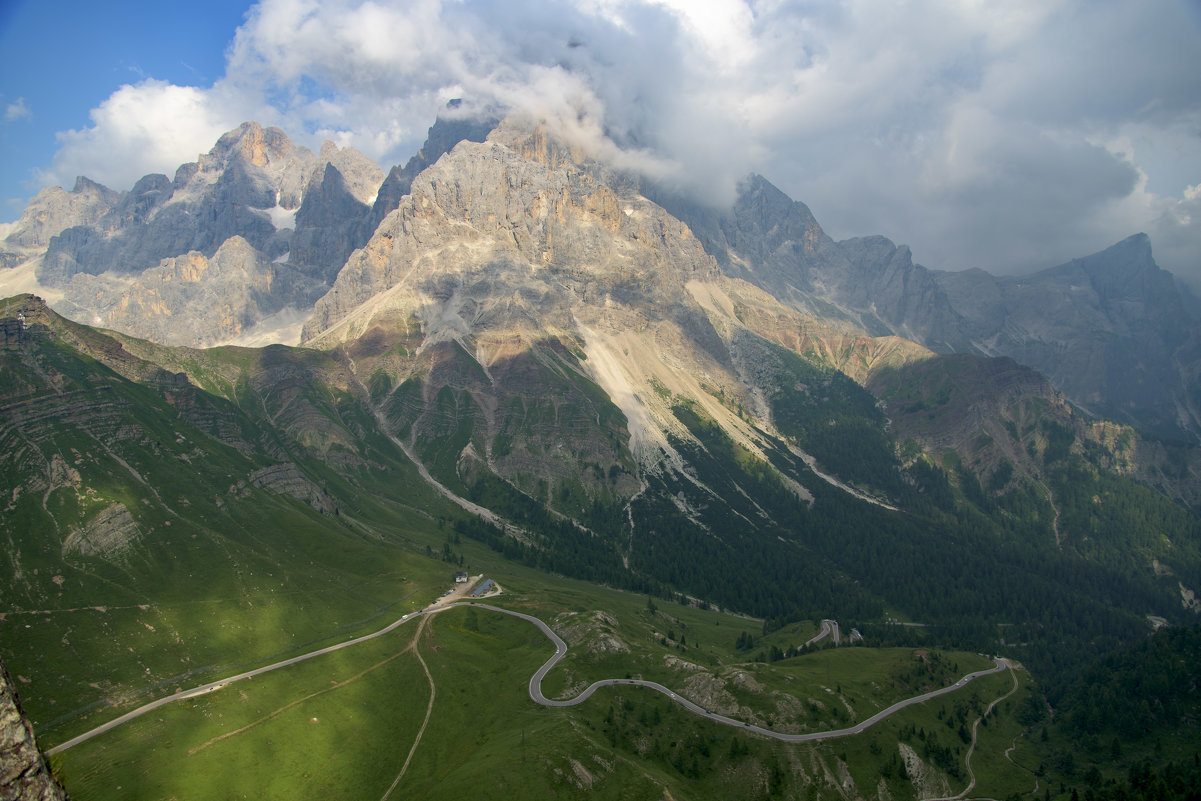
[37, 80, 253, 192]
[5, 97, 31, 122]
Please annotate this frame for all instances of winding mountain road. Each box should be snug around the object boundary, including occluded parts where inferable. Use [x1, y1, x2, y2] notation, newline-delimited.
[474, 601, 1010, 742]
[46, 588, 1011, 756]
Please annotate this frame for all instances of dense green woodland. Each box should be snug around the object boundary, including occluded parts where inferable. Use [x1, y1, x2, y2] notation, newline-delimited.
[1085, 758, 1201, 801]
[1020, 627, 1201, 801]
[1059, 626, 1201, 739]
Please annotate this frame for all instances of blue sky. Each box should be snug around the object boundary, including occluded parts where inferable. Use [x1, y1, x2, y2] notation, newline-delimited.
[1, 0, 1199, 282]
[0, 0, 251, 209]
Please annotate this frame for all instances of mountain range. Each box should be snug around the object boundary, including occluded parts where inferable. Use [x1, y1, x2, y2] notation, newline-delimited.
[5, 114, 1199, 446]
[3, 109, 1201, 799]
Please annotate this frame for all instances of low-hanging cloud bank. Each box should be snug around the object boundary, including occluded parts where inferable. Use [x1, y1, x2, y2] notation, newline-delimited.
[36, 0, 1201, 283]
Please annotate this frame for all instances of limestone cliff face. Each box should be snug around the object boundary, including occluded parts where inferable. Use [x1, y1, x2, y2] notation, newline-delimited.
[296, 118, 933, 505]
[38, 123, 303, 283]
[662, 174, 1201, 443]
[288, 164, 372, 287]
[834, 235, 970, 352]
[303, 119, 722, 347]
[53, 235, 287, 346]
[299, 119, 742, 492]
[2, 178, 119, 252]
[0, 658, 68, 801]
[652, 175, 970, 350]
[366, 112, 500, 241]
[3, 122, 384, 347]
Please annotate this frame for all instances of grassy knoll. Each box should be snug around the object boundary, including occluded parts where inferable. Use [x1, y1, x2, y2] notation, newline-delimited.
[820, 665, 1035, 799]
[510, 578, 996, 737]
[562, 659, 1036, 800]
[489, 575, 766, 697]
[387, 607, 579, 798]
[55, 606, 559, 800]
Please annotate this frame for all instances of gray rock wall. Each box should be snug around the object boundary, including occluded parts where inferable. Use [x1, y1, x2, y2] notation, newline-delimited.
[0, 659, 68, 801]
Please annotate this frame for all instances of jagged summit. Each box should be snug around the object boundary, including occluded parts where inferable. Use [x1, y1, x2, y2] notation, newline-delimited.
[292, 116, 933, 502]
[0, 121, 390, 346]
[202, 121, 295, 172]
[652, 172, 968, 351]
[1, 176, 119, 254]
[1045, 232, 1175, 302]
[302, 116, 723, 346]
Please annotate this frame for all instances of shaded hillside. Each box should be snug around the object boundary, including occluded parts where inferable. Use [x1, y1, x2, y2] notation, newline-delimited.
[868, 352, 1201, 508]
[0, 295, 468, 739]
[937, 234, 1201, 443]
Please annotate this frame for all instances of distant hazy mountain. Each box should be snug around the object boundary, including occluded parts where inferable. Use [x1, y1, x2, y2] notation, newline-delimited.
[1, 122, 379, 346]
[655, 176, 1201, 444]
[935, 233, 1201, 442]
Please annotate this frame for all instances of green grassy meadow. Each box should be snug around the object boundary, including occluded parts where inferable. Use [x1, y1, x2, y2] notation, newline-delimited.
[38, 558, 1041, 800]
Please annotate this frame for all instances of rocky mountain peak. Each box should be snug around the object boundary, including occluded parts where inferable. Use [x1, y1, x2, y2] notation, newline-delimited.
[367, 110, 499, 235]
[2, 179, 118, 252]
[836, 234, 970, 352]
[0, 114, 512, 349]
[489, 117, 598, 173]
[934, 233, 1201, 440]
[733, 174, 824, 253]
[70, 175, 118, 199]
[299, 113, 836, 490]
[301, 114, 722, 347]
[114, 173, 172, 226]
[1018, 233, 1196, 338]
[204, 121, 294, 172]
[658, 172, 938, 339]
[315, 139, 386, 206]
[174, 122, 303, 212]
[1052, 232, 1175, 305]
[317, 138, 341, 163]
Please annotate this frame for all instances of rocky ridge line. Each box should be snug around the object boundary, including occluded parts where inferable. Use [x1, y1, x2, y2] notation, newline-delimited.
[0, 658, 68, 801]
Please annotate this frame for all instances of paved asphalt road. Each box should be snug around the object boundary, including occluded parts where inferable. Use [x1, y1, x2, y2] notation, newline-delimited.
[468, 602, 1009, 743]
[47, 592, 1009, 754]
